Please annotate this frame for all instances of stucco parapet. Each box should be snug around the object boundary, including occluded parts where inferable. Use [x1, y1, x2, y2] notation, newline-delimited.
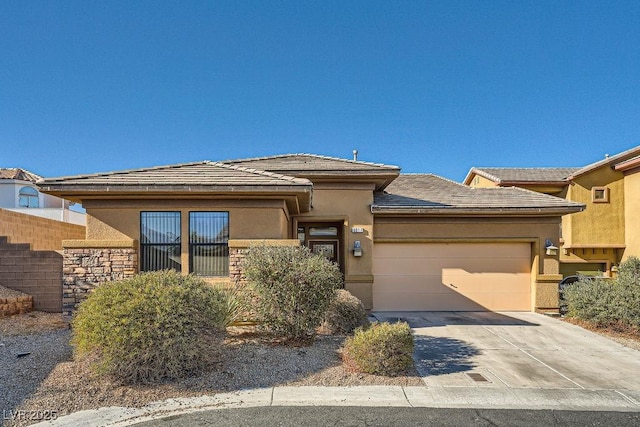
[228, 239, 300, 248]
[63, 239, 137, 249]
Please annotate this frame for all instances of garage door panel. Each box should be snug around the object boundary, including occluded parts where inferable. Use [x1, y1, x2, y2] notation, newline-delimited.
[374, 273, 530, 294]
[374, 243, 530, 259]
[374, 292, 490, 312]
[373, 243, 531, 311]
[441, 273, 531, 293]
[375, 258, 529, 275]
[374, 276, 459, 294]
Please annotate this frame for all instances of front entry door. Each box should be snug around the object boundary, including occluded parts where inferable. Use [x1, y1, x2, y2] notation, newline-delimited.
[297, 223, 343, 272]
[309, 240, 339, 264]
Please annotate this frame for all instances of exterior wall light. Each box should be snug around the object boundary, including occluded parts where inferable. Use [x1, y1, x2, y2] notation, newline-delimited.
[353, 240, 362, 257]
[545, 239, 558, 256]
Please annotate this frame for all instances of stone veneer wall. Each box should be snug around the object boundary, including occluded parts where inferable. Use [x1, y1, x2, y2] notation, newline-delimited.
[62, 240, 137, 317]
[228, 239, 301, 285]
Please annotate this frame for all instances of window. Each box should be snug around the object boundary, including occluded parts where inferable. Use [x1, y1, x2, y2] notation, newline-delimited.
[592, 186, 610, 203]
[18, 186, 39, 208]
[140, 212, 181, 272]
[189, 212, 229, 276]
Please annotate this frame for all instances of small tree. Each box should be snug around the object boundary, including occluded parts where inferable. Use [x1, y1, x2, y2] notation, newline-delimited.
[243, 244, 342, 343]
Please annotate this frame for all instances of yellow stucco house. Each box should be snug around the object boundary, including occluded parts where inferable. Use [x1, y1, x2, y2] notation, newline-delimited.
[40, 154, 584, 316]
[464, 145, 640, 278]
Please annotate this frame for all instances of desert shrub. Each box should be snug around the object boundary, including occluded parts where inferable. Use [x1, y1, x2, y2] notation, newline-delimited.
[342, 321, 414, 376]
[72, 270, 227, 384]
[242, 244, 342, 343]
[322, 289, 370, 334]
[565, 257, 640, 329]
[211, 283, 249, 326]
[610, 257, 640, 328]
[564, 277, 616, 325]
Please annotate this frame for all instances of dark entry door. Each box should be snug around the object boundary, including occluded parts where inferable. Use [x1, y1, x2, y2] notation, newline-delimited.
[309, 240, 339, 264]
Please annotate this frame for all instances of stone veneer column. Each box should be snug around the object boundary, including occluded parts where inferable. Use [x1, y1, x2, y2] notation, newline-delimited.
[62, 240, 137, 318]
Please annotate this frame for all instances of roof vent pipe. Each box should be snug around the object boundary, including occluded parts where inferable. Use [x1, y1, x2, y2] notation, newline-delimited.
[353, 149, 358, 161]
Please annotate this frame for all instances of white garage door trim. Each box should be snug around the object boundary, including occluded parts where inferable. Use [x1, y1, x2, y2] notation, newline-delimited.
[373, 242, 532, 311]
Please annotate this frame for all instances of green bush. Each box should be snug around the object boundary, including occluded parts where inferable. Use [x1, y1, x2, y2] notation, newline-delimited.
[342, 322, 414, 376]
[564, 276, 616, 325]
[565, 257, 640, 329]
[322, 289, 370, 334]
[242, 244, 342, 343]
[72, 270, 227, 384]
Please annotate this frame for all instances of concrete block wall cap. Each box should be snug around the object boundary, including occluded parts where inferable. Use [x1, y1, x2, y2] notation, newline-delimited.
[63, 240, 137, 248]
[228, 239, 300, 248]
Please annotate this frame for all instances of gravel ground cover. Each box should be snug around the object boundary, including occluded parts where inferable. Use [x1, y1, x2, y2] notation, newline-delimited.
[2, 314, 422, 427]
[6, 312, 638, 427]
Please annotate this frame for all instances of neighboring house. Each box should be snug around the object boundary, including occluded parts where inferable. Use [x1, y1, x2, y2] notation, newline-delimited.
[0, 168, 85, 225]
[463, 145, 640, 278]
[39, 154, 583, 315]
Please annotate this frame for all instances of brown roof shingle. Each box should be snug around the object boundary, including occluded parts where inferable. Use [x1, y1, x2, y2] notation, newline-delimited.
[374, 174, 585, 215]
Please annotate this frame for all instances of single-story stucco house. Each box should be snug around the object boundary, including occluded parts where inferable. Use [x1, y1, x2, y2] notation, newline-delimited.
[38, 154, 584, 316]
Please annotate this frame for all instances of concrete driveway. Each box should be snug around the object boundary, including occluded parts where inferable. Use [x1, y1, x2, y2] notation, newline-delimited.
[373, 312, 640, 398]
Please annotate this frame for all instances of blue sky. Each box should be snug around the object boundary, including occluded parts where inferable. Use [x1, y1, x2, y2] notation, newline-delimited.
[1, 1, 639, 182]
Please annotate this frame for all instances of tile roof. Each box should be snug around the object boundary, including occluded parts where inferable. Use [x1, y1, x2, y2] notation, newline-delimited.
[0, 168, 42, 182]
[464, 167, 579, 185]
[38, 161, 311, 187]
[568, 145, 640, 178]
[373, 174, 585, 215]
[222, 153, 400, 173]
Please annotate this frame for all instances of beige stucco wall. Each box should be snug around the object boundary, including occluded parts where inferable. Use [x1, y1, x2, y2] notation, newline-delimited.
[82, 198, 290, 274]
[564, 167, 625, 246]
[293, 183, 375, 307]
[623, 169, 640, 260]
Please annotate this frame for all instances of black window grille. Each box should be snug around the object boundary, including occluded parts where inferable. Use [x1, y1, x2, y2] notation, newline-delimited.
[189, 212, 229, 276]
[140, 212, 181, 272]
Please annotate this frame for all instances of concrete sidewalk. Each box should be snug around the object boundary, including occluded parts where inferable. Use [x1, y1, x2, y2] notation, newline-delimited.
[32, 385, 640, 427]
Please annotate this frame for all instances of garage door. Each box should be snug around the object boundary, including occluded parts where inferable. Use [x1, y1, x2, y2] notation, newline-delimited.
[373, 243, 531, 311]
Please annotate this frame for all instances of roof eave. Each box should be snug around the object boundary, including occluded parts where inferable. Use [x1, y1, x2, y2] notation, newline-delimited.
[371, 205, 585, 217]
[498, 180, 569, 187]
[614, 156, 640, 172]
[39, 184, 314, 213]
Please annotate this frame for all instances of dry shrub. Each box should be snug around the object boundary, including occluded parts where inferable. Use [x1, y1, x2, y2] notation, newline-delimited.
[342, 322, 414, 376]
[322, 289, 369, 334]
[72, 270, 227, 384]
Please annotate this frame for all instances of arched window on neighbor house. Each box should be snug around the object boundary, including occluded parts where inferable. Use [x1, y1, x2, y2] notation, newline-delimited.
[18, 186, 39, 208]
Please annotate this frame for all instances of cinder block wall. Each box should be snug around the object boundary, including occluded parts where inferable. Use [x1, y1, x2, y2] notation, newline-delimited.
[0, 237, 63, 312]
[0, 209, 85, 251]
